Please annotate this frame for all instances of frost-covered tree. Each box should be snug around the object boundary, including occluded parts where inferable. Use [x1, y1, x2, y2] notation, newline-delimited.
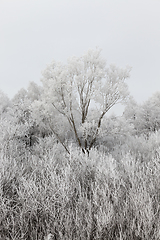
[0, 90, 12, 150]
[9, 82, 42, 148]
[0, 90, 11, 118]
[37, 49, 131, 154]
[124, 92, 160, 137]
[137, 92, 160, 135]
[98, 114, 134, 153]
[142, 92, 160, 133]
[123, 97, 142, 134]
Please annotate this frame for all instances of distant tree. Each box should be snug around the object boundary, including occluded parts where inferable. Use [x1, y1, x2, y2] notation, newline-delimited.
[10, 82, 42, 147]
[0, 90, 11, 118]
[124, 92, 160, 136]
[99, 114, 134, 152]
[34, 49, 131, 154]
[139, 92, 160, 134]
[0, 90, 12, 150]
[123, 98, 142, 134]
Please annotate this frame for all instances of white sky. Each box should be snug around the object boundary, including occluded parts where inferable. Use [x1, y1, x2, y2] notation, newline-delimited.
[1, 0, 160, 110]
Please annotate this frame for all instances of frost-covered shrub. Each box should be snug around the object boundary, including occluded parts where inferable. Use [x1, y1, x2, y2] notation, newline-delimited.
[1, 144, 160, 239]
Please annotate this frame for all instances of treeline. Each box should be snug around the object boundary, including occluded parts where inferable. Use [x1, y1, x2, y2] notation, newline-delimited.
[1, 85, 160, 155]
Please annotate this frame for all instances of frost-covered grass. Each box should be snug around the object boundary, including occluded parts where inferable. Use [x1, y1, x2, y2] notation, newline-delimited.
[1, 137, 160, 239]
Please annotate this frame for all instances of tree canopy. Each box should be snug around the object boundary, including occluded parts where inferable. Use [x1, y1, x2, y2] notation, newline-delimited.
[36, 48, 131, 154]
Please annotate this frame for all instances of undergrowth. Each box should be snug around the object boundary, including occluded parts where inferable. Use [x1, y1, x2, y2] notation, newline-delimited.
[1, 137, 160, 239]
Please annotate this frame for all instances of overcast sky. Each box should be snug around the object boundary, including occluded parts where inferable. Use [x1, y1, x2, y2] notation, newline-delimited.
[1, 0, 160, 109]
